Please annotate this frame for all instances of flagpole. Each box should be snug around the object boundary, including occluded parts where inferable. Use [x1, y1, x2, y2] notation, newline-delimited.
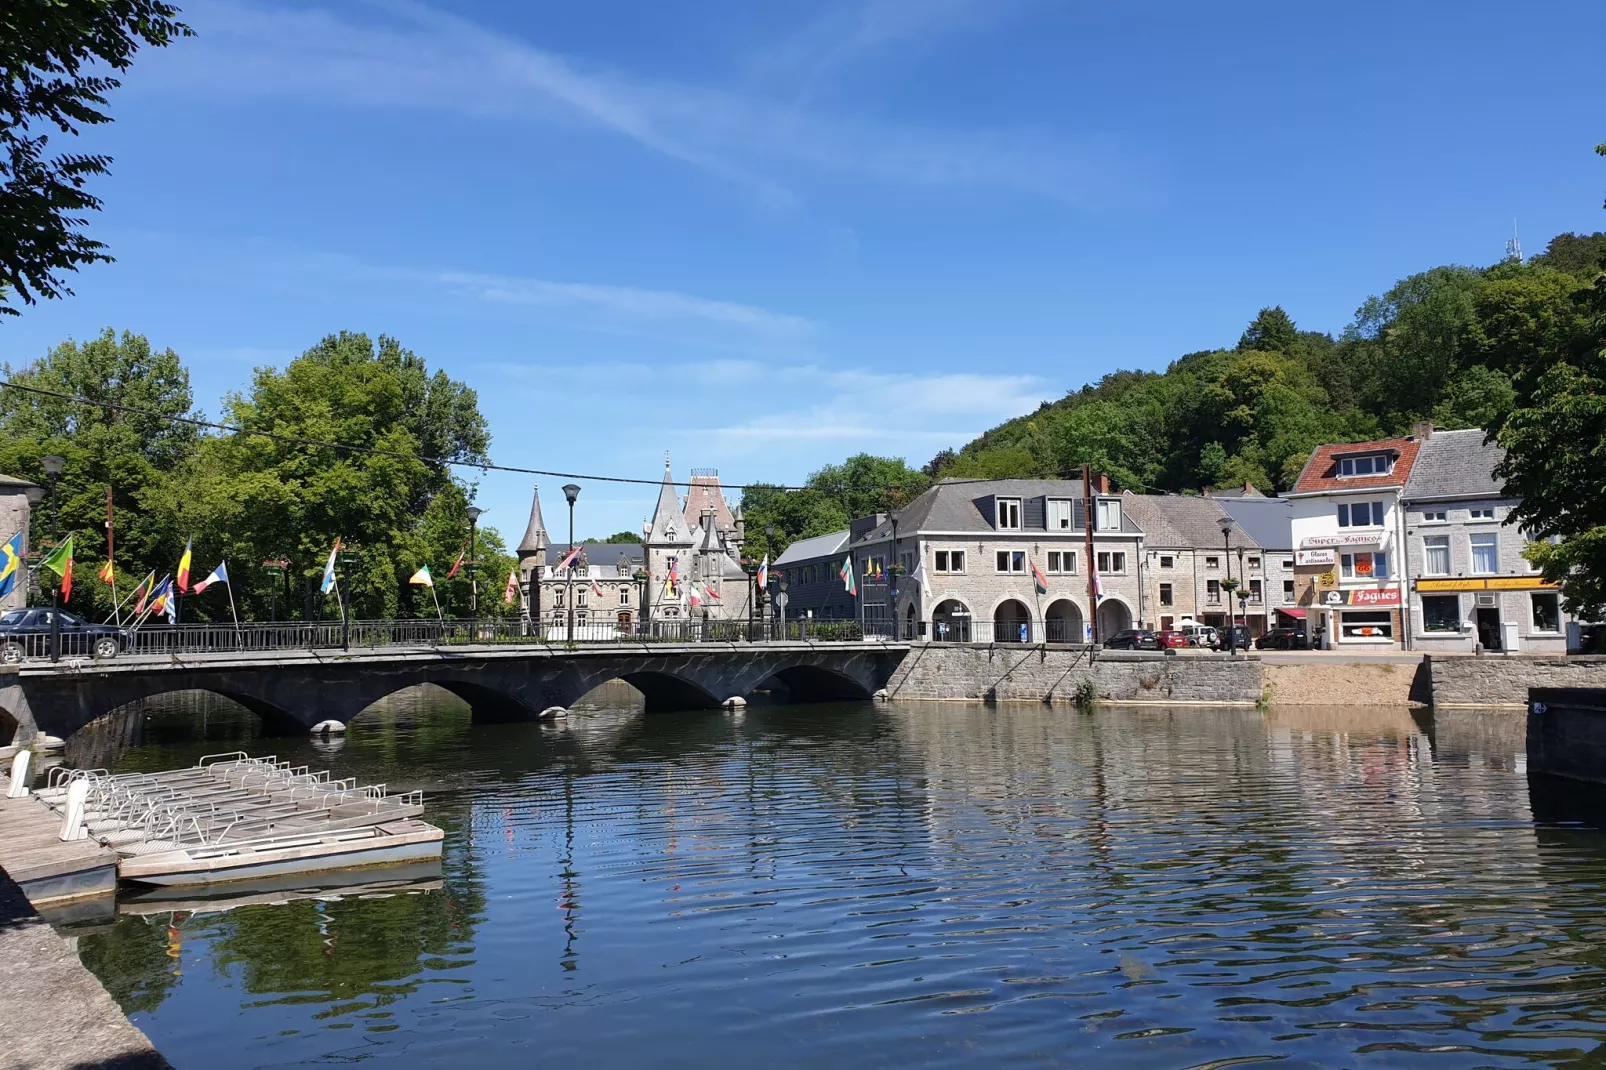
[430, 583, 444, 623]
[104, 573, 147, 624]
[105, 487, 120, 626]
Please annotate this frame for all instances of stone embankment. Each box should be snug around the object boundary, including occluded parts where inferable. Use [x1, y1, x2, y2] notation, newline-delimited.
[1431, 655, 1606, 709]
[884, 646, 1262, 705]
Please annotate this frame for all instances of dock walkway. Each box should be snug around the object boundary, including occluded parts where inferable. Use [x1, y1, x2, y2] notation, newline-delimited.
[0, 778, 118, 908]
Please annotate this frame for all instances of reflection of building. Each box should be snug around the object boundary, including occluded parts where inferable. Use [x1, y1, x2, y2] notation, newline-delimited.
[514, 485, 644, 634]
[0, 474, 39, 611]
[1400, 428, 1573, 653]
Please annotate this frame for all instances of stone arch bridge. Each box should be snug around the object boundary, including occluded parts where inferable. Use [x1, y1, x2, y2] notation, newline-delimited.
[0, 641, 910, 743]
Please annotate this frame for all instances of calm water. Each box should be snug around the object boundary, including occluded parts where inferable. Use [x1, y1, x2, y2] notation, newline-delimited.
[63, 690, 1606, 1069]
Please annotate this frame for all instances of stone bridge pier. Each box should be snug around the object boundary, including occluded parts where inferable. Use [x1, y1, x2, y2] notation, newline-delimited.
[0, 642, 909, 743]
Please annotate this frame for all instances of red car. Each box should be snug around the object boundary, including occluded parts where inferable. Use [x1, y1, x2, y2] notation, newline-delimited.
[1155, 630, 1192, 649]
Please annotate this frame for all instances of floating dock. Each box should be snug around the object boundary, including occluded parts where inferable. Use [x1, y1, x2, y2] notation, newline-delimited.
[0, 775, 119, 908]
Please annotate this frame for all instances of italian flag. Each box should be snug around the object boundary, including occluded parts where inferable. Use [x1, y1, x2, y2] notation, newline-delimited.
[840, 556, 856, 596]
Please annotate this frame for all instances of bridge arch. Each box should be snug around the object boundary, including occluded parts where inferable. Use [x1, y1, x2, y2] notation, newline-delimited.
[754, 664, 874, 704]
[430, 680, 542, 724]
[615, 671, 722, 713]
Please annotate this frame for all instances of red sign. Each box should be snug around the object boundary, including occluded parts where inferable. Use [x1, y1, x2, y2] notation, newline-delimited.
[1343, 587, 1401, 607]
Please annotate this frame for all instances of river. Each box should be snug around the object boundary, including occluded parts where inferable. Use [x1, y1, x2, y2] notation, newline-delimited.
[62, 689, 1606, 1068]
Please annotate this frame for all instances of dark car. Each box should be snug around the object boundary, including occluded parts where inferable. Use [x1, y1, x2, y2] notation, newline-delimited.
[1255, 626, 1309, 651]
[1214, 624, 1253, 652]
[0, 608, 129, 663]
[1103, 629, 1159, 651]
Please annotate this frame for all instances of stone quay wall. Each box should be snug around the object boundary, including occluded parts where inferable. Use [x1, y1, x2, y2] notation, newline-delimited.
[1527, 688, 1606, 786]
[883, 645, 1263, 706]
[1430, 655, 1606, 709]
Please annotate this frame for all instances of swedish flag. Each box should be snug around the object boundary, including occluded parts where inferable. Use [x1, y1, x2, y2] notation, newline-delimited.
[0, 531, 21, 599]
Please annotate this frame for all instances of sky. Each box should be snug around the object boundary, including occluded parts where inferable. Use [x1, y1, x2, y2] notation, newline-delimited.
[4, 0, 1604, 541]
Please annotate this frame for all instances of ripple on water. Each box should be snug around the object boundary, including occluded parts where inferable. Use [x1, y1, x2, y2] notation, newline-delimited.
[63, 694, 1606, 1069]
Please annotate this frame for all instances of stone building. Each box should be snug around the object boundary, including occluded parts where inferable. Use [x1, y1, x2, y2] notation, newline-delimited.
[1122, 492, 1261, 634]
[772, 530, 855, 622]
[848, 476, 1145, 643]
[1401, 427, 1572, 653]
[640, 461, 755, 624]
[513, 484, 644, 636]
[1215, 495, 1299, 635]
[0, 474, 40, 611]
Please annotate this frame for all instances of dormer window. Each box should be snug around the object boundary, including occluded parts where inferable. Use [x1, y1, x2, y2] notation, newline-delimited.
[1337, 453, 1395, 477]
[1095, 499, 1122, 531]
[996, 498, 1021, 530]
[1047, 499, 1073, 530]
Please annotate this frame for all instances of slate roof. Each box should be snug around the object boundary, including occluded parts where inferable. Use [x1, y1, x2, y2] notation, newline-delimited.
[646, 461, 693, 546]
[775, 530, 850, 566]
[1401, 428, 1506, 502]
[853, 478, 1142, 542]
[683, 472, 736, 533]
[1290, 436, 1421, 495]
[1216, 496, 1294, 551]
[538, 542, 642, 569]
[516, 483, 548, 554]
[1206, 482, 1267, 498]
[1122, 493, 1257, 549]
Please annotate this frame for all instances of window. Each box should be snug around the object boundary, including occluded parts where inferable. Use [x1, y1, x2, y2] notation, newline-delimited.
[1338, 501, 1385, 527]
[1205, 556, 1220, 569]
[995, 550, 1025, 573]
[1337, 454, 1394, 477]
[1422, 595, 1461, 632]
[1282, 558, 1294, 570]
[1532, 593, 1561, 633]
[1047, 551, 1075, 574]
[1420, 509, 1448, 523]
[1340, 551, 1389, 579]
[1159, 582, 1174, 606]
[1159, 555, 1174, 569]
[553, 589, 564, 607]
[620, 587, 631, 605]
[1248, 580, 1262, 603]
[1340, 611, 1394, 640]
[1096, 551, 1126, 574]
[934, 550, 965, 573]
[1422, 535, 1450, 576]
[1247, 556, 1261, 570]
[1096, 499, 1122, 531]
[577, 588, 588, 607]
[1282, 579, 1295, 603]
[1470, 533, 1498, 574]
[1207, 579, 1221, 604]
[1470, 507, 1495, 521]
[1047, 499, 1073, 530]
[996, 498, 1021, 530]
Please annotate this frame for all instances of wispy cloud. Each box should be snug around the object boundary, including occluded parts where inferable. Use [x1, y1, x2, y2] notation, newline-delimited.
[145, 0, 1113, 204]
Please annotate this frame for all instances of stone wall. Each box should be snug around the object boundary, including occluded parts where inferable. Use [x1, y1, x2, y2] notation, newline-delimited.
[883, 645, 1262, 705]
[0, 485, 30, 611]
[1429, 655, 1606, 708]
[1527, 688, 1606, 785]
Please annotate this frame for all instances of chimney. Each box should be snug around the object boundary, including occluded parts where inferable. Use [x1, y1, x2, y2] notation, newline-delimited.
[1412, 420, 1434, 441]
[1093, 472, 1110, 495]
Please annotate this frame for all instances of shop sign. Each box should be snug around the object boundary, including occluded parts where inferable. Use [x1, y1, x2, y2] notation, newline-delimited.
[1416, 577, 1561, 592]
[1295, 549, 1336, 566]
[1321, 587, 1401, 607]
[1302, 533, 1385, 548]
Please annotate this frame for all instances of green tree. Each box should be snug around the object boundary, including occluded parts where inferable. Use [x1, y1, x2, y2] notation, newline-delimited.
[1, 2, 192, 314]
[599, 530, 643, 544]
[1432, 365, 1516, 432]
[1237, 306, 1298, 353]
[1531, 231, 1606, 279]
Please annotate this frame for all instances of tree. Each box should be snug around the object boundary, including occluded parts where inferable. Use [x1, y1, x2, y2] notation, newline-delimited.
[599, 530, 642, 544]
[1, 2, 192, 314]
[1237, 306, 1298, 353]
[1531, 231, 1606, 279]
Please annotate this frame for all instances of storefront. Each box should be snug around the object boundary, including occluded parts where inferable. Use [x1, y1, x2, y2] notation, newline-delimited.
[1414, 576, 1565, 653]
[1314, 585, 1403, 646]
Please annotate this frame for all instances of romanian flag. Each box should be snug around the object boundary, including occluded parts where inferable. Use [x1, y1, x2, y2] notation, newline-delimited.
[408, 566, 434, 587]
[41, 535, 74, 601]
[840, 556, 856, 596]
[1031, 558, 1049, 596]
[320, 538, 342, 594]
[131, 571, 158, 614]
[446, 547, 465, 579]
[503, 569, 519, 605]
[192, 561, 229, 593]
[175, 538, 193, 593]
[0, 532, 21, 599]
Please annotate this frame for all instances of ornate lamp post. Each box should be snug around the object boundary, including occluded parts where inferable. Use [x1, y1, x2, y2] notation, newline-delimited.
[563, 484, 580, 643]
[1218, 516, 1239, 654]
[466, 505, 484, 631]
[41, 455, 65, 662]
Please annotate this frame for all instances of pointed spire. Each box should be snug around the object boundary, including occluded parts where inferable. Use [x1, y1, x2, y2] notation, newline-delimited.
[517, 483, 548, 557]
[647, 454, 692, 546]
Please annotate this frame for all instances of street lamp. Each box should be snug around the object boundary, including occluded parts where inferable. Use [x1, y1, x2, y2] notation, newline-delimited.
[1218, 515, 1238, 654]
[562, 484, 580, 643]
[21, 483, 44, 611]
[888, 512, 900, 640]
[466, 505, 484, 628]
[41, 455, 65, 662]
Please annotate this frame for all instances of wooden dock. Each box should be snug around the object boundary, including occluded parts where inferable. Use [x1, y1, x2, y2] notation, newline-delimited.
[0, 776, 118, 908]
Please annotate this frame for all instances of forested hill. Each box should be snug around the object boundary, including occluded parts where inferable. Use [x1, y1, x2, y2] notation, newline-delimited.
[926, 229, 1606, 496]
[738, 230, 1606, 561]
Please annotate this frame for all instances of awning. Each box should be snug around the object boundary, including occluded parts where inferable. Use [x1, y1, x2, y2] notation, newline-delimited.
[1277, 608, 1307, 620]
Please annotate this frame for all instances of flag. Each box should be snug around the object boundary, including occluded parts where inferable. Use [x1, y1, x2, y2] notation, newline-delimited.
[910, 559, 927, 591]
[192, 561, 229, 594]
[0, 532, 21, 599]
[1092, 557, 1104, 600]
[1031, 558, 1049, 596]
[592, 580, 604, 599]
[688, 584, 702, 608]
[98, 558, 115, 584]
[408, 566, 433, 587]
[664, 555, 679, 597]
[147, 578, 175, 620]
[703, 583, 720, 602]
[175, 538, 193, 592]
[554, 545, 583, 573]
[503, 569, 519, 606]
[757, 555, 768, 589]
[131, 571, 157, 614]
[840, 556, 856, 596]
[446, 547, 465, 580]
[41, 535, 74, 601]
[320, 538, 341, 594]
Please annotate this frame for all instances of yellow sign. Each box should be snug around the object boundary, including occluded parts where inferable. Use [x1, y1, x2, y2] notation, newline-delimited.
[1416, 577, 1560, 592]
[1317, 571, 1336, 588]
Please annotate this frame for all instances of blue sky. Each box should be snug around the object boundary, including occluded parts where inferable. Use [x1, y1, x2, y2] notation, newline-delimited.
[5, 0, 1603, 541]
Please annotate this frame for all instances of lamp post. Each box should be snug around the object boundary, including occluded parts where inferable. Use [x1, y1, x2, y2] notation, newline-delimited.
[764, 524, 776, 636]
[563, 484, 580, 643]
[466, 505, 484, 631]
[1218, 516, 1237, 654]
[888, 512, 900, 640]
[41, 455, 65, 662]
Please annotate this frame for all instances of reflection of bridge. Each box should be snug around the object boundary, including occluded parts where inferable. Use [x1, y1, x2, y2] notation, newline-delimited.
[0, 642, 910, 743]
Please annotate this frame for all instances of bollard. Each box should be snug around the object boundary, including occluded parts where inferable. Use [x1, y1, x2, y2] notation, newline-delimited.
[59, 779, 89, 841]
[5, 750, 31, 798]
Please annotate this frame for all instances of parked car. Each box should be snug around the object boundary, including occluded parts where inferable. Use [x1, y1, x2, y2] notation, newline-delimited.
[1103, 629, 1159, 651]
[1154, 630, 1192, 649]
[1214, 624, 1253, 652]
[0, 608, 129, 662]
[1175, 620, 1216, 648]
[1255, 627, 1309, 651]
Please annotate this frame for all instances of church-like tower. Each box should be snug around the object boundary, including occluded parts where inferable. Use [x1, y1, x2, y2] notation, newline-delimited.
[644, 458, 694, 620]
[515, 483, 548, 625]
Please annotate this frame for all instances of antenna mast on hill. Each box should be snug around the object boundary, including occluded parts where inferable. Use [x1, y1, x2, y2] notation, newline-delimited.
[1505, 219, 1522, 263]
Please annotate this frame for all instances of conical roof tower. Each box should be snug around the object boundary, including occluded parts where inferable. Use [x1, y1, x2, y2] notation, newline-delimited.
[647, 456, 693, 546]
[516, 483, 549, 564]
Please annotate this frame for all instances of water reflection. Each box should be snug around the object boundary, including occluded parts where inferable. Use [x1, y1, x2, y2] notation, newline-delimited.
[67, 692, 1606, 1069]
